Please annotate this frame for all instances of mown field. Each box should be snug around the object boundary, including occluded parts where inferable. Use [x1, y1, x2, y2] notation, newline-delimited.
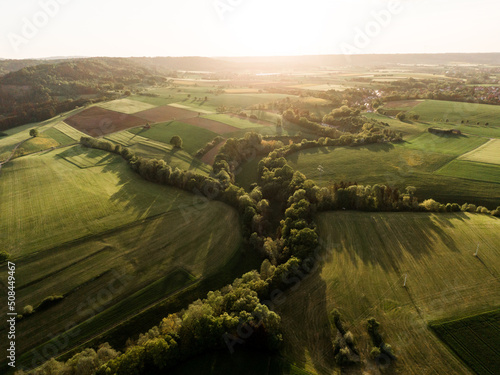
[459, 138, 500, 165]
[0, 147, 242, 371]
[277, 212, 500, 375]
[285, 135, 500, 208]
[382, 99, 500, 138]
[128, 120, 219, 155]
[97, 98, 156, 114]
[0, 147, 213, 258]
[430, 310, 500, 375]
[103, 132, 211, 174]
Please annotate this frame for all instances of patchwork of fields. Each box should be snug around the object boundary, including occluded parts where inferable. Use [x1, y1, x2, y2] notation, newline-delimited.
[1, 78, 499, 375]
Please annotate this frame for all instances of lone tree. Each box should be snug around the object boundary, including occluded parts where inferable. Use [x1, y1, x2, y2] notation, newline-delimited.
[170, 135, 183, 149]
[396, 112, 406, 122]
[29, 129, 38, 138]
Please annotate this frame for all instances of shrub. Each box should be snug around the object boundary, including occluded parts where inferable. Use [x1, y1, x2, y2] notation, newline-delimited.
[420, 199, 440, 212]
[23, 305, 34, 315]
[396, 112, 406, 121]
[170, 136, 183, 149]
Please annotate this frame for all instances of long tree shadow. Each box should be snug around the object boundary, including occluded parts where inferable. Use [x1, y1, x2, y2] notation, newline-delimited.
[325, 212, 464, 274]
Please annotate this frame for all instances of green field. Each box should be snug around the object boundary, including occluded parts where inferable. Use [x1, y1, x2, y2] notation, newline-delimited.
[0, 147, 212, 257]
[128, 139, 212, 174]
[103, 131, 212, 174]
[388, 100, 500, 138]
[0, 107, 87, 160]
[459, 139, 500, 165]
[430, 310, 500, 375]
[202, 113, 267, 129]
[436, 160, 500, 184]
[277, 212, 500, 375]
[128, 120, 219, 155]
[97, 98, 156, 114]
[42, 127, 77, 146]
[285, 140, 499, 208]
[0, 147, 241, 369]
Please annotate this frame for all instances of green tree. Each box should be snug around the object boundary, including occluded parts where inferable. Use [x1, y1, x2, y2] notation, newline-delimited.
[396, 112, 406, 121]
[170, 136, 183, 149]
[29, 129, 38, 137]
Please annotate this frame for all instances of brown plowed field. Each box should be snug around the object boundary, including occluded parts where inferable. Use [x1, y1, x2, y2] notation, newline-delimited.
[65, 107, 147, 137]
[134, 105, 199, 123]
[201, 140, 226, 165]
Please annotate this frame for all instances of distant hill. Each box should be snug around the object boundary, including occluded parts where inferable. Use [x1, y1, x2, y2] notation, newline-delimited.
[130, 56, 236, 73]
[219, 53, 500, 70]
[0, 58, 164, 130]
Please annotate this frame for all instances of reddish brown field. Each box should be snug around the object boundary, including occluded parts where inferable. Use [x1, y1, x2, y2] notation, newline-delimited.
[183, 117, 239, 134]
[201, 140, 226, 165]
[65, 107, 147, 137]
[135, 105, 199, 123]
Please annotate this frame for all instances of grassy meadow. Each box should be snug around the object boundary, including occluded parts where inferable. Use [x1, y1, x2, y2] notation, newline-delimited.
[285, 138, 499, 208]
[277, 212, 500, 375]
[0, 146, 242, 368]
[128, 120, 219, 155]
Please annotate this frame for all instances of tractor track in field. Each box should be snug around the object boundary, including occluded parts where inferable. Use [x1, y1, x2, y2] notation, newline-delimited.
[0, 137, 29, 168]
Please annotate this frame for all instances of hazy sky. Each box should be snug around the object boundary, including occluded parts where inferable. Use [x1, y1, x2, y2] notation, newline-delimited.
[0, 0, 498, 59]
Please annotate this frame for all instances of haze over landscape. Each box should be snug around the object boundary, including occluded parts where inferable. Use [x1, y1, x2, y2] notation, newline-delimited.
[1, 0, 500, 59]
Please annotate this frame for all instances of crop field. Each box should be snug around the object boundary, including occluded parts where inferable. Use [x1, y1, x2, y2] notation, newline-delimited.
[412, 100, 500, 126]
[0, 111, 83, 160]
[58, 145, 118, 168]
[128, 140, 212, 174]
[134, 105, 199, 123]
[65, 107, 148, 136]
[54, 122, 87, 141]
[403, 132, 488, 155]
[13, 134, 59, 157]
[285, 138, 499, 208]
[182, 116, 239, 134]
[42, 127, 77, 146]
[0, 147, 241, 367]
[128, 120, 219, 155]
[0, 147, 212, 257]
[459, 138, 500, 165]
[103, 130, 212, 173]
[430, 310, 500, 375]
[169, 103, 215, 114]
[97, 98, 157, 114]
[277, 212, 500, 375]
[436, 160, 500, 184]
[388, 100, 500, 138]
[202, 113, 269, 129]
[170, 93, 295, 112]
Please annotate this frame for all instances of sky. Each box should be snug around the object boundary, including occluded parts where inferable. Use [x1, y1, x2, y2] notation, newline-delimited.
[0, 0, 499, 59]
